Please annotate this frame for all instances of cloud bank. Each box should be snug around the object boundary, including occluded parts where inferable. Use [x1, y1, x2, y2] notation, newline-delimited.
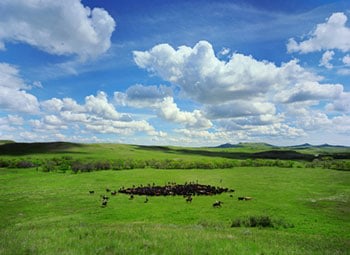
[131, 40, 350, 143]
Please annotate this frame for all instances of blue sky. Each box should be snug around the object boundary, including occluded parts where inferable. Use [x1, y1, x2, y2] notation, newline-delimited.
[0, 0, 350, 146]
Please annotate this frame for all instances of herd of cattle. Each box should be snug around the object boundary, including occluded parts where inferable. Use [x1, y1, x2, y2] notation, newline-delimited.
[118, 182, 234, 196]
[89, 182, 252, 208]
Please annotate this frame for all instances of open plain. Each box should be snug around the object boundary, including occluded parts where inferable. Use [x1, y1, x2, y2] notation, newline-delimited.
[0, 142, 349, 254]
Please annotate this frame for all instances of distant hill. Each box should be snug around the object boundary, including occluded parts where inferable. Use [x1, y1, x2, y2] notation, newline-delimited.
[214, 142, 350, 160]
[287, 143, 313, 149]
[217, 142, 350, 150]
[314, 144, 349, 149]
[216, 142, 276, 149]
[287, 143, 349, 149]
[216, 143, 243, 148]
[0, 140, 15, 145]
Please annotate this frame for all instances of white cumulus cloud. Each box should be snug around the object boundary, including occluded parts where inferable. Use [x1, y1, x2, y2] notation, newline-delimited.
[319, 50, 335, 69]
[276, 82, 343, 103]
[133, 41, 336, 109]
[114, 84, 173, 108]
[133, 40, 349, 125]
[326, 92, 350, 112]
[342, 54, 350, 65]
[0, 63, 40, 114]
[205, 100, 276, 119]
[134, 41, 280, 104]
[39, 91, 165, 138]
[85, 91, 122, 120]
[158, 97, 212, 129]
[287, 12, 350, 53]
[114, 84, 211, 129]
[0, 0, 116, 59]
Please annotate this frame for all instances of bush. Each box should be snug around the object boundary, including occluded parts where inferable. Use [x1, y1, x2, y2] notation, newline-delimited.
[249, 216, 273, 228]
[42, 160, 57, 172]
[0, 159, 10, 168]
[16, 160, 35, 168]
[231, 216, 293, 229]
[231, 219, 242, 227]
[94, 161, 111, 170]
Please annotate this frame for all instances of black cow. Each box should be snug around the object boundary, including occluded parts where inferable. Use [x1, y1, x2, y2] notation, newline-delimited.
[101, 195, 109, 200]
[101, 199, 108, 207]
[238, 196, 252, 201]
[213, 200, 223, 207]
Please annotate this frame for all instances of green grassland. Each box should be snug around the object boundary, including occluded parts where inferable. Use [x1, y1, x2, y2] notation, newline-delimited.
[0, 142, 349, 171]
[0, 141, 345, 158]
[0, 142, 349, 254]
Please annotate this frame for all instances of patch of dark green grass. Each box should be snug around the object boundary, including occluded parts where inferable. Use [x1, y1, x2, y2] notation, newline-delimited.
[0, 142, 85, 155]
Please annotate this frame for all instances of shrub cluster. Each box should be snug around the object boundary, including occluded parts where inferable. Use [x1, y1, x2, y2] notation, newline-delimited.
[306, 158, 350, 171]
[71, 161, 111, 173]
[0, 155, 348, 172]
[231, 216, 294, 229]
[0, 158, 37, 168]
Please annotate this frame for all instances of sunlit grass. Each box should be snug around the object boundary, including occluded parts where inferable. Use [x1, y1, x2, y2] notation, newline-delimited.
[0, 166, 349, 254]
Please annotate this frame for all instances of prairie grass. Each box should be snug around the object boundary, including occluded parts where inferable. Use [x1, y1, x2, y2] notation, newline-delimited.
[0, 166, 349, 254]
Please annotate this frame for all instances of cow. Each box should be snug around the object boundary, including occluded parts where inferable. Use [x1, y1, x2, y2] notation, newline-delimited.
[101, 195, 109, 200]
[89, 190, 94, 194]
[101, 199, 108, 207]
[213, 200, 223, 207]
[238, 196, 252, 201]
[186, 196, 193, 203]
[111, 190, 117, 195]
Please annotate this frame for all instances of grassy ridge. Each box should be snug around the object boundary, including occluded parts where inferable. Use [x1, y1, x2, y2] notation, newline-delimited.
[0, 141, 349, 158]
[1, 142, 350, 172]
[0, 166, 349, 254]
[0, 141, 315, 157]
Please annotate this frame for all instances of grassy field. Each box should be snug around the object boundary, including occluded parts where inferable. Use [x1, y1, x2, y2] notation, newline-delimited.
[0, 141, 340, 159]
[1, 162, 349, 254]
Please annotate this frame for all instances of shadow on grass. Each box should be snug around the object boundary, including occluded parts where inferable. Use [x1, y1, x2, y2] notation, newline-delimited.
[137, 145, 250, 159]
[0, 142, 86, 156]
[136, 146, 316, 161]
